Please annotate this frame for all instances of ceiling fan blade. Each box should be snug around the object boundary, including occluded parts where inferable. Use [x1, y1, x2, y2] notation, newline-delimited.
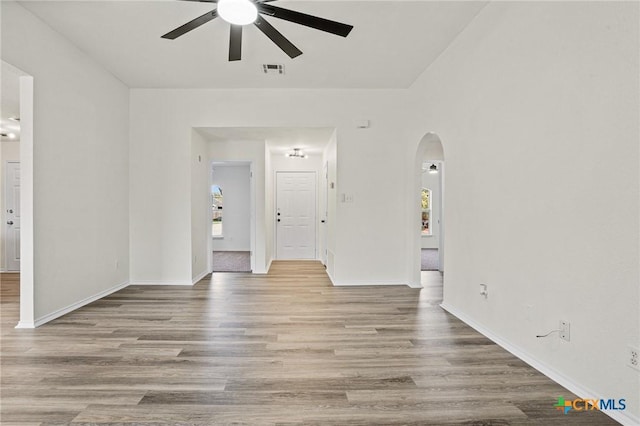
[161, 9, 218, 40]
[254, 15, 302, 59]
[258, 4, 353, 37]
[229, 25, 242, 61]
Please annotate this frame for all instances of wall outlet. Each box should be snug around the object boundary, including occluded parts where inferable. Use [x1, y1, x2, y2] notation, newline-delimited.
[628, 346, 639, 371]
[559, 320, 570, 342]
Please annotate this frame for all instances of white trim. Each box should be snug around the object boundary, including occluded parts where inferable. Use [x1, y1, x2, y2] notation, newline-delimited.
[192, 269, 209, 285]
[332, 280, 410, 287]
[325, 269, 418, 288]
[33, 281, 129, 328]
[250, 255, 273, 275]
[440, 302, 640, 426]
[326, 268, 336, 285]
[15, 320, 35, 329]
[129, 280, 194, 286]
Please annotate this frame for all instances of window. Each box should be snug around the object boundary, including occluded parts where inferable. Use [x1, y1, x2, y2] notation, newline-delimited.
[421, 188, 431, 236]
[212, 185, 223, 237]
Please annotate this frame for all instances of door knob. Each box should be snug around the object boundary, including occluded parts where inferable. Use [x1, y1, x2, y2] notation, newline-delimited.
[7, 221, 13, 225]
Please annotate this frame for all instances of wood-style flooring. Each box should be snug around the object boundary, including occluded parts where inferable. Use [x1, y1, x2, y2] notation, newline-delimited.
[1, 262, 618, 425]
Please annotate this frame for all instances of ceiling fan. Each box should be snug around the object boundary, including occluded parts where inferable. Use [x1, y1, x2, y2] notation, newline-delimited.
[162, 0, 354, 61]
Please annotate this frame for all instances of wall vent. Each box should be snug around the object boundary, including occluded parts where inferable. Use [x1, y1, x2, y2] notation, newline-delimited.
[263, 64, 285, 75]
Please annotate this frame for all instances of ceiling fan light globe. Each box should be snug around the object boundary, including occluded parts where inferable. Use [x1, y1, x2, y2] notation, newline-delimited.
[217, 0, 258, 26]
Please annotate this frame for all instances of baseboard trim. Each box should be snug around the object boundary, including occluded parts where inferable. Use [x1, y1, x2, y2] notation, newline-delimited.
[332, 281, 409, 287]
[325, 270, 414, 288]
[326, 269, 336, 285]
[192, 270, 209, 285]
[129, 280, 193, 286]
[251, 259, 272, 275]
[408, 280, 423, 289]
[33, 280, 129, 328]
[15, 320, 35, 329]
[440, 302, 639, 426]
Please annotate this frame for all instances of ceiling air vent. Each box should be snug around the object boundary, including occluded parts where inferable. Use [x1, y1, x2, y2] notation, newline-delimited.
[263, 64, 285, 75]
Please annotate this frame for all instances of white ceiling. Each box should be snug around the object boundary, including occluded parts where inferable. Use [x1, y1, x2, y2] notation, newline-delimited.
[0, 62, 22, 141]
[18, 0, 488, 89]
[196, 126, 335, 154]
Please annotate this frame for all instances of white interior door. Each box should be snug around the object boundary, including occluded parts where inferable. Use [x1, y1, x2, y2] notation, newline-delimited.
[276, 171, 316, 259]
[5, 162, 21, 271]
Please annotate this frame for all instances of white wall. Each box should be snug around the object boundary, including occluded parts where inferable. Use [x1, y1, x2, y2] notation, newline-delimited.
[130, 89, 409, 286]
[406, 2, 639, 422]
[2, 2, 130, 324]
[0, 141, 20, 271]
[421, 166, 440, 249]
[265, 143, 273, 269]
[211, 164, 251, 252]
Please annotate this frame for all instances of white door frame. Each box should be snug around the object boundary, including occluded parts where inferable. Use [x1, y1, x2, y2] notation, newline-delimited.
[321, 161, 328, 266]
[206, 160, 255, 274]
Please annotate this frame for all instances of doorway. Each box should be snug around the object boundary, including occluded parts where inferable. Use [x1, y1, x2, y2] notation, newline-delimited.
[1, 61, 34, 328]
[276, 171, 316, 259]
[412, 133, 445, 291]
[210, 162, 252, 272]
[420, 161, 443, 272]
[3, 161, 21, 271]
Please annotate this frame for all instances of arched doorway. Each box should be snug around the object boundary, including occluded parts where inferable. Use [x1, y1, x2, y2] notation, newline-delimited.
[411, 132, 444, 288]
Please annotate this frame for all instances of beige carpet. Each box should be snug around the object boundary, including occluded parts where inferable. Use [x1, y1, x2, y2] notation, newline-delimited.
[212, 251, 251, 272]
[421, 249, 439, 271]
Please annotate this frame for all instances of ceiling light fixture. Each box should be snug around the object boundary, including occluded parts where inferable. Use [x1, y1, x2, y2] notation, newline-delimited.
[217, 0, 258, 26]
[162, 0, 353, 62]
[429, 164, 438, 174]
[286, 148, 307, 159]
